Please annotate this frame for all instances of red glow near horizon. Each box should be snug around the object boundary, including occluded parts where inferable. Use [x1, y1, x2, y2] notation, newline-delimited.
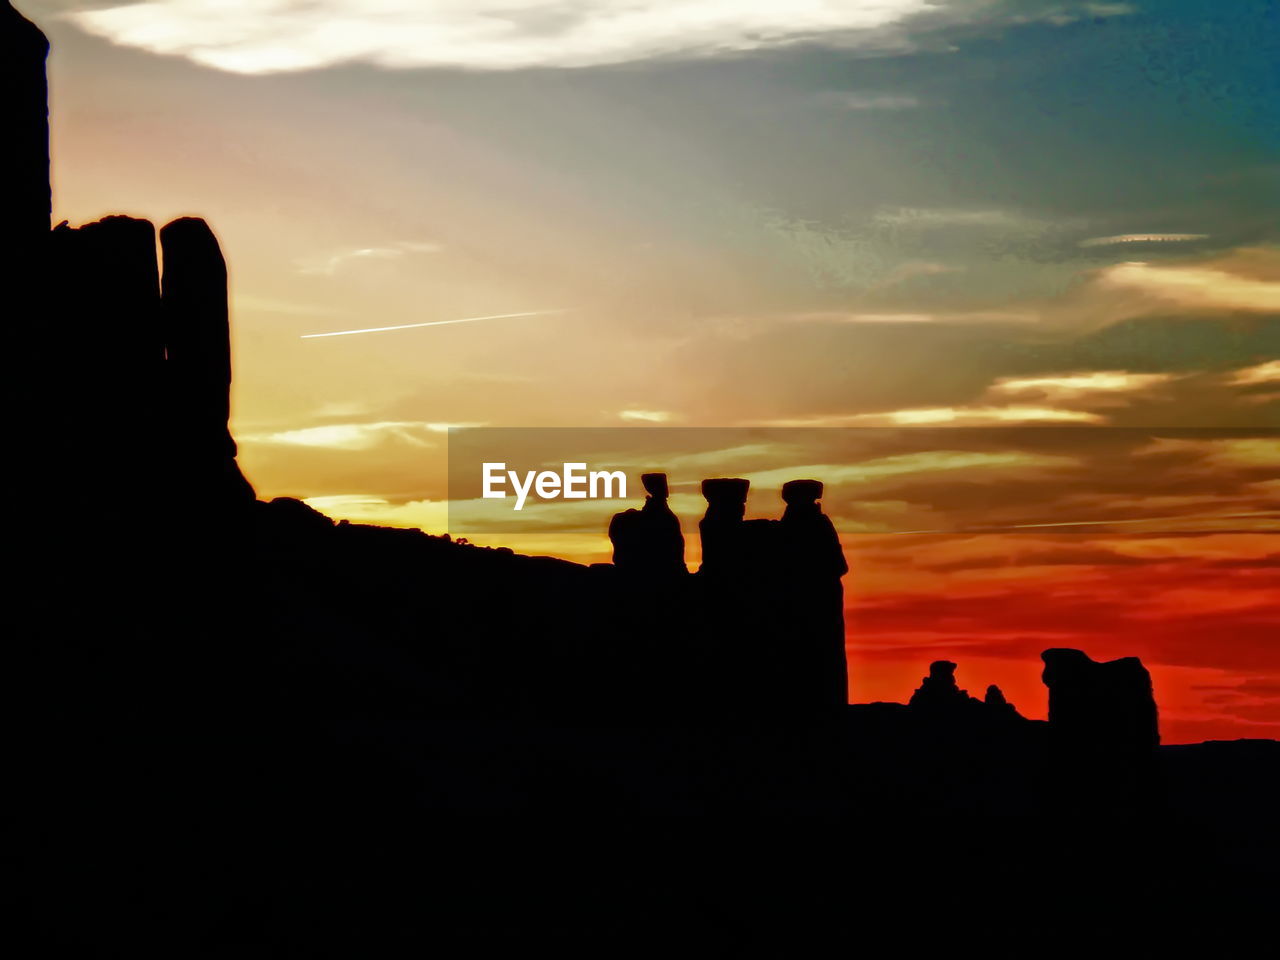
[841, 533, 1280, 743]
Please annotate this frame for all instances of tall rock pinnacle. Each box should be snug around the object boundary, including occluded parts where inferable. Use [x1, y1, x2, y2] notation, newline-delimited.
[3, 2, 51, 247]
[160, 217, 255, 503]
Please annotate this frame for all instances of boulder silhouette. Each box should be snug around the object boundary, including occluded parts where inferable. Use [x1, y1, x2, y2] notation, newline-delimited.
[1041, 648, 1159, 750]
[1041, 648, 1160, 813]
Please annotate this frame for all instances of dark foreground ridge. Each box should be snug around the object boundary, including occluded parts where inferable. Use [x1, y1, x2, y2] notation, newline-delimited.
[9, 4, 1277, 951]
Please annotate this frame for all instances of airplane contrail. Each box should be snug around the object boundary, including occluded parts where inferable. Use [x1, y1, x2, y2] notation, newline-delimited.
[300, 309, 562, 339]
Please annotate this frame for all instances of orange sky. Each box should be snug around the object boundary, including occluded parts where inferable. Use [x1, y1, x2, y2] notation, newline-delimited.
[842, 531, 1278, 743]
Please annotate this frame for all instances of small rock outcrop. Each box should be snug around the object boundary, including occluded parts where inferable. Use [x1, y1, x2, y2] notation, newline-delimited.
[909, 660, 971, 709]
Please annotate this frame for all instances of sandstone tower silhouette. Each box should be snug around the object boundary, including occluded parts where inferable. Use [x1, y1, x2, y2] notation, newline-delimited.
[3, 1, 48, 248]
[7, 0, 253, 514]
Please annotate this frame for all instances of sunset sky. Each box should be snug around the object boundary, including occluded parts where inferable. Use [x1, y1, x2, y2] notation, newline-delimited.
[26, 0, 1277, 741]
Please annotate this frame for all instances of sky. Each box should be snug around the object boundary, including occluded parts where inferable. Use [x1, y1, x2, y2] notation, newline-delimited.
[23, 0, 1278, 741]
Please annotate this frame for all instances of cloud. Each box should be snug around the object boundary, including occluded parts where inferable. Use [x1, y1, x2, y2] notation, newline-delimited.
[1079, 233, 1209, 248]
[1193, 678, 1280, 699]
[241, 420, 478, 450]
[921, 544, 1161, 572]
[760, 405, 1104, 426]
[1022, 2, 1136, 27]
[66, 0, 938, 74]
[297, 241, 442, 276]
[741, 450, 1076, 490]
[601, 441, 782, 473]
[619, 409, 676, 423]
[1094, 260, 1280, 312]
[232, 294, 340, 317]
[988, 371, 1177, 401]
[1228, 360, 1280, 386]
[872, 207, 1042, 229]
[769, 246, 1280, 346]
[788, 309, 1038, 325]
[1137, 436, 1280, 470]
[825, 92, 921, 110]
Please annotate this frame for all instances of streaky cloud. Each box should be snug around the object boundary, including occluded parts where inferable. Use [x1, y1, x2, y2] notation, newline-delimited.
[241, 420, 478, 450]
[1079, 233, 1209, 248]
[619, 409, 676, 423]
[1228, 361, 1280, 386]
[1095, 261, 1280, 312]
[757, 405, 1105, 427]
[989, 371, 1177, 399]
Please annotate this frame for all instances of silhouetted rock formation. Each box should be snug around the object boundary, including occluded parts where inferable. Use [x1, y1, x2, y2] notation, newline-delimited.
[3, 1, 48, 248]
[906, 663, 1028, 731]
[689, 476, 852, 715]
[697, 477, 751, 576]
[1042, 648, 1160, 750]
[47, 216, 162, 448]
[160, 216, 255, 504]
[265, 496, 336, 535]
[909, 660, 971, 709]
[1042, 648, 1160, 811]
[984, 684, 1019, 719]
[608, 472, 686, 576]
[777, 479, 848, 712]
[39, 213, 254, 510]
[779, 479, 846, 578]
[11, 7, 1278, 949]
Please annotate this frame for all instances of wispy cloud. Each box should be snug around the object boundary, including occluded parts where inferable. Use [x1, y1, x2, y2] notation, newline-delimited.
[758, 406, 1104, 427]
[989, 371, 1177, 400]
[1094, 260, 1280, 312]
[242, 420, 480, 450]
[872, 206, 1039, 229]
[619, 409, 676, 423]
[1136, 436, 1280, 471]
[823, 91, 921, 111]
[66, 0, 937, 74]
[788, 309, 1037, 325]
[1031, 2, 1136, 27]
[297, 241, 442, 276]
[232, 294, 340, 317]
[1079, 233, 1208, 248]
[1228, 361, 1280, 386]
[740, 450, 1075, 490]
